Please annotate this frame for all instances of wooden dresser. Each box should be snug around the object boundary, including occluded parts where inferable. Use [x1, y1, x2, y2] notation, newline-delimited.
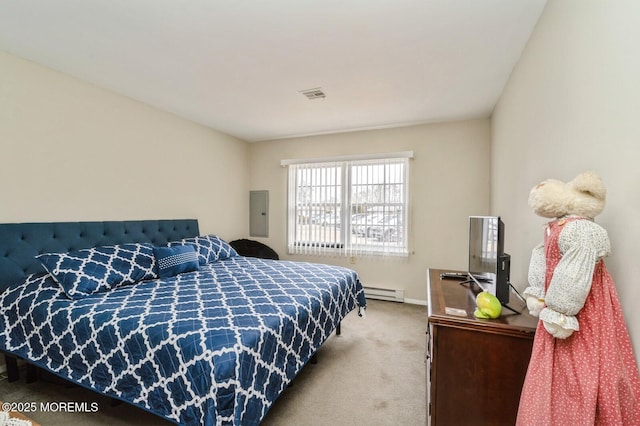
[426, 268, 538, 425]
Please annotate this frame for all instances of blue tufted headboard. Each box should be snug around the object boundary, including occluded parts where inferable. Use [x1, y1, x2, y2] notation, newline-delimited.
[0, 219, 199, 293]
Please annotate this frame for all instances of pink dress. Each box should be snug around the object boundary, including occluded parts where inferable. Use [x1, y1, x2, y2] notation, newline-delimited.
[517, 218, 640, 425]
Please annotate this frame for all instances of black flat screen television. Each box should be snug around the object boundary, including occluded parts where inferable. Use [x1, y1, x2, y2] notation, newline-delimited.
[468, 216, 510, 305]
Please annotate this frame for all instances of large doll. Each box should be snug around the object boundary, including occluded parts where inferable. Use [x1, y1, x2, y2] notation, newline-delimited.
[517, 172, 640, 425]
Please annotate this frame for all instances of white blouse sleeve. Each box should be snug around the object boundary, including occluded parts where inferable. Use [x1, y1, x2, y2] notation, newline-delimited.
[523, 242, 545, 300]
[539, 219, 611, 330]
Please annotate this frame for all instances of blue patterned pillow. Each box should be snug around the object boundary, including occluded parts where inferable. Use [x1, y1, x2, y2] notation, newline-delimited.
[153, 245, 199, 278]
[169, 234, 238, 265]
[37, 243, 157, 299]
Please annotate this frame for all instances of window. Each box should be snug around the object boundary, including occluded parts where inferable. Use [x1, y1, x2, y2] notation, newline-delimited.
[284, 153, 411, 257]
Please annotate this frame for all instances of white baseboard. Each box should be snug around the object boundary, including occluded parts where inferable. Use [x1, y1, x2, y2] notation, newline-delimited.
[366, 297, 427, 306]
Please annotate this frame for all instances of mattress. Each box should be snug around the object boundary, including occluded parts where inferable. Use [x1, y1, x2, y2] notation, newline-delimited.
[0, 256, 366, 425]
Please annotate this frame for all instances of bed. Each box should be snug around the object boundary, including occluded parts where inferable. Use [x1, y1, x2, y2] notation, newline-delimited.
[0, 219, 366, 425]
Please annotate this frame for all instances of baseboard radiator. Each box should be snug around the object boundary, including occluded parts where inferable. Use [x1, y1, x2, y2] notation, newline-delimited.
[363, 286, 404, 303]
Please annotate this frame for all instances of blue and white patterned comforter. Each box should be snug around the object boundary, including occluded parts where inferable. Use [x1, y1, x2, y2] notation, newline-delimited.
[0, 257, 366, 425]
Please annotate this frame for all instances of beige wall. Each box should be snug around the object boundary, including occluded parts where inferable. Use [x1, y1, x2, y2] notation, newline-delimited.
[0, 51, 249, 239]
[492, 0, 640, 357]
[249, 119, 491, 302]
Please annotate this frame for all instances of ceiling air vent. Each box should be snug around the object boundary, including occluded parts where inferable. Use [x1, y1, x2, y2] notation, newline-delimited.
[300, 87, 326, 100]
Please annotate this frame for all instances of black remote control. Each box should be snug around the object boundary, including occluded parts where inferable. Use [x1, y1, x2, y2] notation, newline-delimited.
[440, 272, 468, 280]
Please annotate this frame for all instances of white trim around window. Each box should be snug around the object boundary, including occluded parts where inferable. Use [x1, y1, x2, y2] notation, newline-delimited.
[281, 151, 414, 167]
[285, 152, 411, 258]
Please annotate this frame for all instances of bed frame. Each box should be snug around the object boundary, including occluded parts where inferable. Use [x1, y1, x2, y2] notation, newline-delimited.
[0, 219, 200, 382]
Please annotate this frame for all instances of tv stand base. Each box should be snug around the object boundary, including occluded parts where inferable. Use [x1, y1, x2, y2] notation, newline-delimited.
[501, 303, 521, 315]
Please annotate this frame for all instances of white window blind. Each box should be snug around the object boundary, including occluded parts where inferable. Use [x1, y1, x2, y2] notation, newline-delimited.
[286, 153, 410, 257]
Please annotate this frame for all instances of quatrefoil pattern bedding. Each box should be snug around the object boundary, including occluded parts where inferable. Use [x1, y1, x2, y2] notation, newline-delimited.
[36, 243, 157, 299]
[169, 234, 238, 265]
[0, 256, 366, 425]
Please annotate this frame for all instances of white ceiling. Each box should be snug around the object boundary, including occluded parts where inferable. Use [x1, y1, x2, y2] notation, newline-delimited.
[0, 0, 546, 142]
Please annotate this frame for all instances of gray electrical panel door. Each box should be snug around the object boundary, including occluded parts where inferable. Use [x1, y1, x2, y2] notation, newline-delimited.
[249, 190, 269, 237]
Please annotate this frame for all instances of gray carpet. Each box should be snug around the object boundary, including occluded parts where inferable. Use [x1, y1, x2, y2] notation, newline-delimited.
[0, 300, 427, 425]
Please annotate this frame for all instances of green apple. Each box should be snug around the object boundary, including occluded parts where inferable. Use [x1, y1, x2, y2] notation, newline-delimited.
[474, 291, 502, 319]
